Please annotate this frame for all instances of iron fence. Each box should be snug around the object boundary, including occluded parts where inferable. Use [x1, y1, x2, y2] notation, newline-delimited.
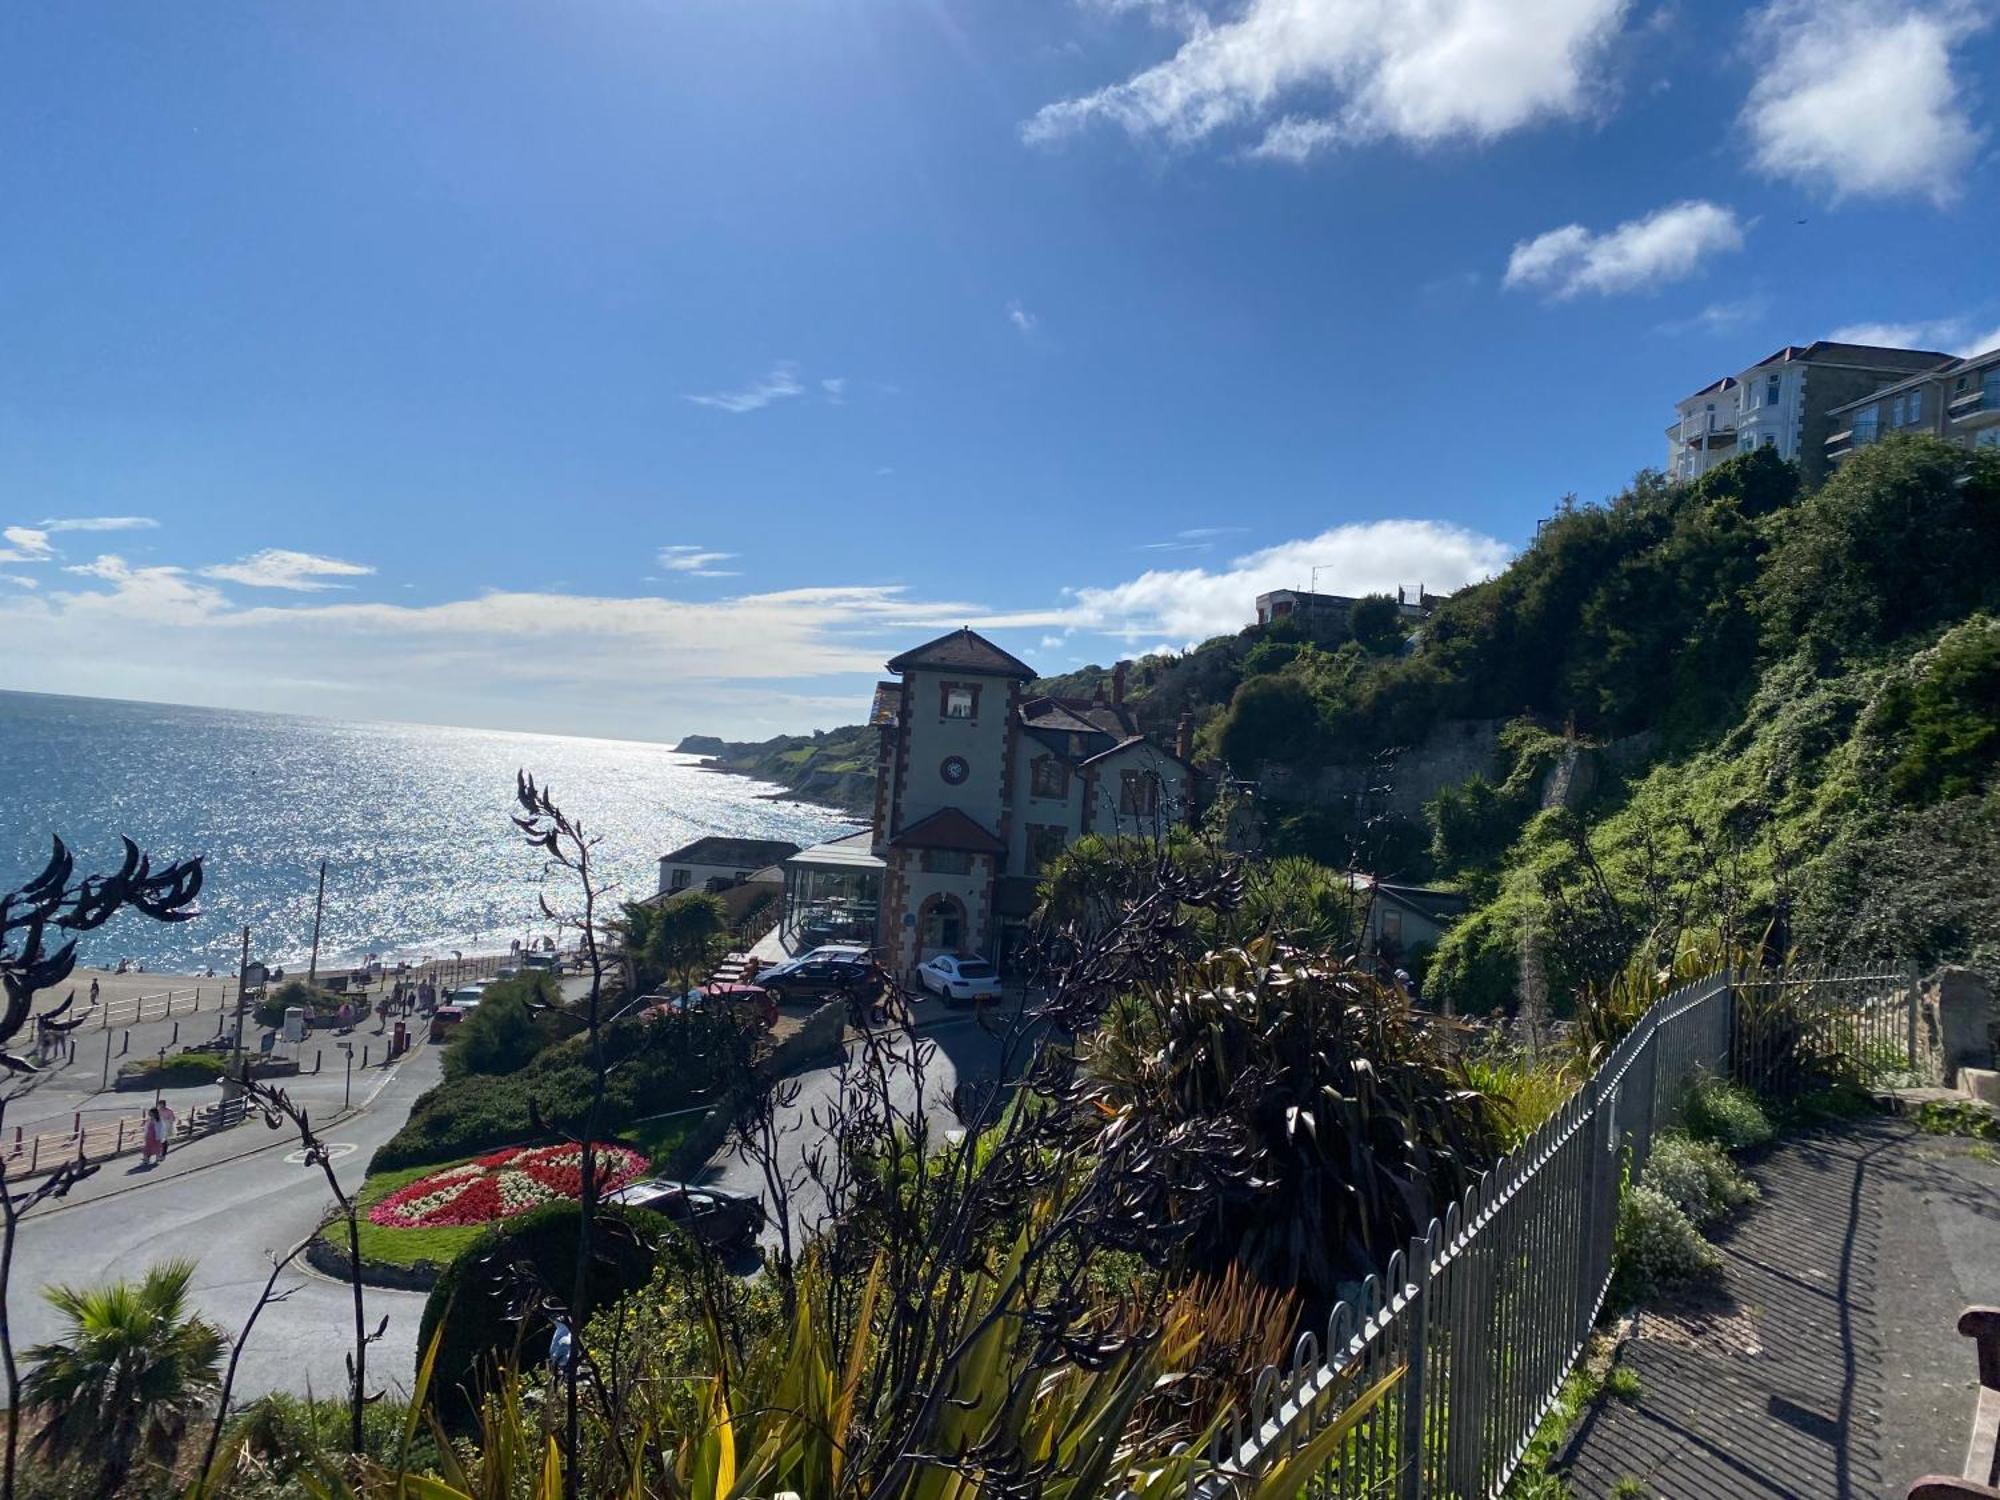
[1192, 964, 1919, 1499]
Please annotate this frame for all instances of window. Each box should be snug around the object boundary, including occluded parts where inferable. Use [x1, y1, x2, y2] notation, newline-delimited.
[1907, 388, 1923, 424]
[1028, 824, 1067, 872]
[925, 849, 974, 875]
[1118, 769, 1160, 817]
[669, 868, 691, 891]
[941, 682, 979, 719]
[1762, 434, 1776, 449]
[1767, 374, 1781, 407]
[1891, 395, 1904, 426]
[1030, 756, 1069, 799]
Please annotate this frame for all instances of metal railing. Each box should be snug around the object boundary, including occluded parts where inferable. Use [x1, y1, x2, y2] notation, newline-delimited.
[1200, 964, 1918, 1499]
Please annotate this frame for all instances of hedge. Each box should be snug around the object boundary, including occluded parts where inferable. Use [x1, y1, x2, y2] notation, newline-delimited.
[114, 1052, 229, 1089]
[370, 1009, 754, 1174]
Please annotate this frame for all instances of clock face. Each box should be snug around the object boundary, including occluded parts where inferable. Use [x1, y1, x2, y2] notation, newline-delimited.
[940, 755, 970, 786]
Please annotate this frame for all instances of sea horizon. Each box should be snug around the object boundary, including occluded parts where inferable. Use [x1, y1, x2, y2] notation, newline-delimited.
[0, 688, 852, 976]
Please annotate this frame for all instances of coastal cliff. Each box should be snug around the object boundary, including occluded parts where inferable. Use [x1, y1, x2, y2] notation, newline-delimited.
[675, 726, 876, 814]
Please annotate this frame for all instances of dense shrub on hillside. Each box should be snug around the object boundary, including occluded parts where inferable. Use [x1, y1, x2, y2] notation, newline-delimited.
[1861, 616, 2000, 806]
[253, 978, 345, 1029]
[1759, 438, 2000, 663]
[418, 1200, 673, 1428]
[442, 974, 572, 1080]
[372, 1008, 752, 1172]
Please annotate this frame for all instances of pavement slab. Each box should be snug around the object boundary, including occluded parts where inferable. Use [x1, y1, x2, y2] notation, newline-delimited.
[1558, 1115, 2000, 1500]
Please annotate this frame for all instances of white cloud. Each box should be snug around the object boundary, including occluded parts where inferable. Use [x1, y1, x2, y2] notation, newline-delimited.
[1024, 0, 1630, 159]
[1829, 316, 2000, 357]
[0, 527, 53, 563]
[974, 519, 1512, 643]
[1007, 301, 1038, 333]
[39, 515, 158, 533]
[1505, 200, 1744, 299]
[200, 549, 375, 591]
[821, 377, 847, 403]
[657, 545, 741, 578]
[1742, 0, 1986, 204]
[1, 575, 37, 589]
[684, 362, 806, 414]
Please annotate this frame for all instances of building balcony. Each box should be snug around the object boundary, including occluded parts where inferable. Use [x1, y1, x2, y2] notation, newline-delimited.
[1948, 373, 2000, 431]
[1825, 417, 1879, 464]
[1680, 424, 1737, 451]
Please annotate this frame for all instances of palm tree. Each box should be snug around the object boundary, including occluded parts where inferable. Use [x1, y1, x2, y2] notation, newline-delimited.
[22, 1258, 225, 1498]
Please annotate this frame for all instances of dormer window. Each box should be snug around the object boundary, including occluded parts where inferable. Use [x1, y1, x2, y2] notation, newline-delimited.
[1031, 756, 1069, 799]
[940, 682, 980, 720]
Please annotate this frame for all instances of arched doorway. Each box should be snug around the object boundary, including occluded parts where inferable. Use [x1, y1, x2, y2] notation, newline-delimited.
[919, 894, 967, 960]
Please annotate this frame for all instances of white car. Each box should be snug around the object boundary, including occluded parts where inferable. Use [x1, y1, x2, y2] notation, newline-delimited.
[918, 955, 1003, 1004]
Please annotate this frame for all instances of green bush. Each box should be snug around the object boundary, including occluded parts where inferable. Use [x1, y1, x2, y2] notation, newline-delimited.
[442, 975, 572, 1080]
[118, 1052, 227, 1088]
[372, 1009, 752, 1173]
[1642, 1131, 1758, 1225]
[418, 1200, 673, 1429]
[1681, 1075, 1774, 1151]
[253, 979, 344, 1029]
[1611, 1184, 1721, 1304]
[223, 1390, 440, 1486]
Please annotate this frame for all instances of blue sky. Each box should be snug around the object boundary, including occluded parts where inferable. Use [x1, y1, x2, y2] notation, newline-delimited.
[1, 0, 1995, 740]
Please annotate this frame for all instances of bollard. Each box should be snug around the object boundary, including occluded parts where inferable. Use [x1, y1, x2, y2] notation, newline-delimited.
[9, 1126, 16, 1149]
[171, 1020, 179, 1045]
[116, 1119, 125, 1154]
[121, 1029, 130, 1057]
[314, 1049, 322, 1074]
[28, 1137, 38, 1174]
[73, 1112, 80, 1136]
[362, 1044, 370, 1068]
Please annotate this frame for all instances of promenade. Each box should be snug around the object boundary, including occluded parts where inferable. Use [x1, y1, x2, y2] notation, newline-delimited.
[1558, 1116, 2000, 1498]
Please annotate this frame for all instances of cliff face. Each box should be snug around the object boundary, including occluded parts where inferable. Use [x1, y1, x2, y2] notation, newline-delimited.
[680, 724, 878, 815]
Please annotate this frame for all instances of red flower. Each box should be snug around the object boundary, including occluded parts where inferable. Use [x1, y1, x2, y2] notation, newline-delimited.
[370, 1142, 646, 1229]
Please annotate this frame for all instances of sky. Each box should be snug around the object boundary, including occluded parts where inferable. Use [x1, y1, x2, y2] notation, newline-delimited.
[1, 0, 1996, 742]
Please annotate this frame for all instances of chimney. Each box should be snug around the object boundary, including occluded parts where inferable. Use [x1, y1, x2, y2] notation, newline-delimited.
[1176, 711, 1195, 764]
[1112, 659, 1129, 705]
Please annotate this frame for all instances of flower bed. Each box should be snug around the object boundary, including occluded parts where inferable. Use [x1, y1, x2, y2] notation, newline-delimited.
[368, 1142, 646, 1230]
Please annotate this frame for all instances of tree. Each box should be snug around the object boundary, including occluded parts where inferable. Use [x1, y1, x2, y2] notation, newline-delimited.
[620, 890, 728, 995]
[22, 1259, 224, 1499]
[1348, 593, 1405, 654]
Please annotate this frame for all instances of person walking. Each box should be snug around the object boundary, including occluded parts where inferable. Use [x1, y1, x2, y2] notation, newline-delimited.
[88, 976, 100, 1008]
[155, 1099, 177, 1158]
[140, 1104, 161, 1167]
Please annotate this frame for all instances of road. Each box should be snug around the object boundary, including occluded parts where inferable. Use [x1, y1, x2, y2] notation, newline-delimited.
[702, 1009, 1020, 1253]
[7, 1039, 441, 1400]
[4, 1000, 1025, 1401]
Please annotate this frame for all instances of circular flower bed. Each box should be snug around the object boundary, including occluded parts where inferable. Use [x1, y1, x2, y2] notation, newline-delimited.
[369, 1143, 647, 1230]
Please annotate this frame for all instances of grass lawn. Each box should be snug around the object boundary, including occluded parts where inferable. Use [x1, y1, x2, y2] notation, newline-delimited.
[341, 1116, 703, 1271]
[346, 1160, 488, 1270]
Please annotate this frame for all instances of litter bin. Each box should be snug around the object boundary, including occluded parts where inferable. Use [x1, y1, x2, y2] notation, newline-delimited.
[282, 1007, 307, 1044]
[392, 1020, 408, 1056]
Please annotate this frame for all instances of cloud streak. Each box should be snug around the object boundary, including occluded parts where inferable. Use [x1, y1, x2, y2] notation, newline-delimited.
[201, 549, 376, 591]
[684, 362, 807, 414]
[1505, 200, 1744, 299]
[40, 515, 158, 533]
[658, 545, 741, 578]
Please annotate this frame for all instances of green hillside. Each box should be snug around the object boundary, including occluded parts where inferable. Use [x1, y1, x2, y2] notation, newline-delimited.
[1064, 440, 2000, 1011]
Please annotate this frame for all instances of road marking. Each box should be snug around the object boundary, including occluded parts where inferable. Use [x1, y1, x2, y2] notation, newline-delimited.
[284, 1143, 358, 1165]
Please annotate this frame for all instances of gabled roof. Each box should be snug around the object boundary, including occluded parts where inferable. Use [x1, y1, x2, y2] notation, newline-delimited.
[1078, 735, 1193, 774]
[888, 807, 1006, 854]
[1749, 341, 1955, 371]
[886, 628, 1036, 680]
[659, 836, 802, 868]
[1017, 698, 1106, 736]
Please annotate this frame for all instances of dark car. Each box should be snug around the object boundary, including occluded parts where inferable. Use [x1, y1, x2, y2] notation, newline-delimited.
[605, 1179, 765, 1250]
[645, 982, 778, 1028]
[755, 956, 881, 1007]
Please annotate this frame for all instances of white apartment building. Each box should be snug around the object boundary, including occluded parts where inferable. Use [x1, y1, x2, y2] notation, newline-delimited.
[1668, 341, 1957, 486]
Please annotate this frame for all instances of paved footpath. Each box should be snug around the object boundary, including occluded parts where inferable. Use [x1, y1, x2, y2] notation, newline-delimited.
[1559, 1115, 2000, 1499]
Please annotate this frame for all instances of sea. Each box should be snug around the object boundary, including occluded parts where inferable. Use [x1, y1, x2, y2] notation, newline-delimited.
[0, 690, 853, 975]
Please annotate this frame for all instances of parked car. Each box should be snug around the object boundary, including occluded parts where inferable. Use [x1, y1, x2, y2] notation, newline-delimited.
[755, 955, 881, 1006]
[918, 955, 1003, 1004]
[428, 1004, 466, 1042]
[447, 983, 488, 1008]
[522, 952, 559, 973]
[605, 1178, 765, 1250]
[792, 943, 873, 964]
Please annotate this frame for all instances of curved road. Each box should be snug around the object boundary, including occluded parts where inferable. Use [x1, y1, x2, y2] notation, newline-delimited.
[8, 1043, 438, 1399]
